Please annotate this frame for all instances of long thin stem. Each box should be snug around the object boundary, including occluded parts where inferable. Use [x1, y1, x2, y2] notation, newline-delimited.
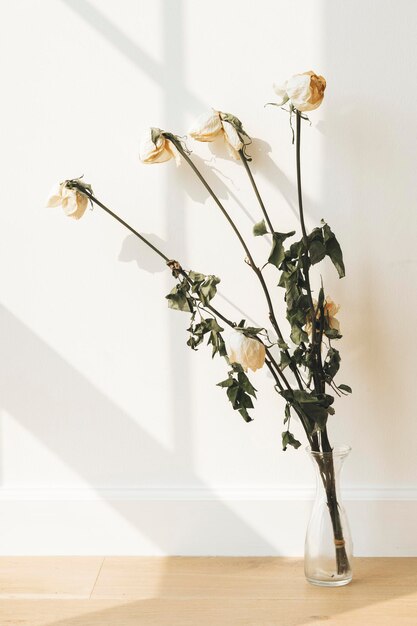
[295, 112, 321, 392]
[265, 347, 298, 392]
[84, 193, 171, 264]
[239, 150, 305, 391]
[267, 359, 314, 446]
[265, 359, 284, 391]
[169, 136, 304, 390]
[295, 116, 350, 573]
[239, 150, 274, 233]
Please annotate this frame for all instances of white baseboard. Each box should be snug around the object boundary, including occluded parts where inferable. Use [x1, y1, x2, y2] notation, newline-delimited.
[0, 486, 416, 556]
[1, 485, 416, 501]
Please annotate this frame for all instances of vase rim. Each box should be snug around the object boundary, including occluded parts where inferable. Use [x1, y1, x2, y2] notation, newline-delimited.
[306, 443, 352, 458]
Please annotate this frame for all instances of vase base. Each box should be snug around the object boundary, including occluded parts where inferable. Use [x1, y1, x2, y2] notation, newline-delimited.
[306, 576, 352, 587]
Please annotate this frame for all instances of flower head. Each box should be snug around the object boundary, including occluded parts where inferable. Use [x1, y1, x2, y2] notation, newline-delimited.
[225, 329, 266, 372]
[189, 109, 251, 159]
[305, 297, 340, 336]
[46, 178, 91, 220]
[139, 128, 181, 165]
[273, 71, 326, 112]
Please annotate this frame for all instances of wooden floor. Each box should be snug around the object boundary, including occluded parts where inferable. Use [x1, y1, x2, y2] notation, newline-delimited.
[0, 557, 416, 625]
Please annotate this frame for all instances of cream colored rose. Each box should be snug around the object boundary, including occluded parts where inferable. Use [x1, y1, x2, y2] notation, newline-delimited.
[139, 128, 180, 165]
[273, 71, 326, 112]
[306, 297, 340, 335]
[46, 182, 89, 220]
[188, 109, 246, 159]
[188, 110, 223, 142]
[225, 329, 266, 372]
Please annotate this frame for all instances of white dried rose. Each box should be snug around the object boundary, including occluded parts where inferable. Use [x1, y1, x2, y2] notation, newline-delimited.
[46, 182, 89, 220]
[225, 329, 266, 372]
[306, 297, 340, 335]
[139, 128, 180, 165]
[188, 109, 248, 159]
[188, 110, 223, 142]
[273, 71, 326, 112]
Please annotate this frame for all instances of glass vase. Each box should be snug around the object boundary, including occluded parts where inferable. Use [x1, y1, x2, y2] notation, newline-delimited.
[304, 445, 353, 586]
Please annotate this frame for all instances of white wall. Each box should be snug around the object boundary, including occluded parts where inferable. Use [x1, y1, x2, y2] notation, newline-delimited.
[0, 0, 416, 556]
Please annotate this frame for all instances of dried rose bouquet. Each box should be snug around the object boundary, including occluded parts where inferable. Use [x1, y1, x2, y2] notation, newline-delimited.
[48, 71, 352, 582]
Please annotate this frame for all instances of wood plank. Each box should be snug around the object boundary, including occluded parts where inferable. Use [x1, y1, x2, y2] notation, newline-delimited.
[0, 557, 416, 625]
[92, 557, 417, 600]
[1, 597, 417, 626]
[0, 557, 103, 598]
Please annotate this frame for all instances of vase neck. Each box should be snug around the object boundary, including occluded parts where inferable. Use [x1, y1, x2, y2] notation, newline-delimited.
[307, 445, 351, 496]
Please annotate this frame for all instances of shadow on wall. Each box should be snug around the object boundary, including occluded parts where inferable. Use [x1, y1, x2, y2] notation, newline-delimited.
[0, 302, 277, 555]
[322, 0, 417, 469]
[61, 0, 204, 114]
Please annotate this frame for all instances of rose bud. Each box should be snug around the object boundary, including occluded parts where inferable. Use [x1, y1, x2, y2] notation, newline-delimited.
[225, 329, 266, 372]
[139, 128, 180, 165]
[273, 71, 326, 112]
[306, 297, 340, 335]
[189, 109, 250, 159]
[46, 180, 89, 220]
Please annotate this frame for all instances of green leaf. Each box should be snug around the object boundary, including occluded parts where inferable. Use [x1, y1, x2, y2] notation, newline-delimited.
[198, 275, 220, 306]
[318, 286, 325, 310]
[324, 328, 343, 340]
[284, 403, 291, 424]
[282, 431, 302, 451]
[280, 390, 316, 404]
[166, 288, 194, 313]
[288, 238, 305, 260]
[323, 224, 345, 278]
[324, 347, 341, 379]
[238, 371, 257, 397]
[292, 346, 306, 366]
[338, 384, 352, 394]
[268, 231, 296, 268]
[279, 389, 334, 430]
[239, 407, 253, 423]
[243, 326, 264, 336]
[253, 219, 268, 236]
[290, 324, 308, 345]
[309, 240, 326, 265]
[217, 378, 234, 388]
[280, 351, 292, 370]
[217, 367, 256, 422]
[188, 271, 206, 283]
[227, 384, 239, 406]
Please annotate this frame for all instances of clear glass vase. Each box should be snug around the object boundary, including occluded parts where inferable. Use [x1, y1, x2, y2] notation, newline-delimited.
[304, 445, 353, 586]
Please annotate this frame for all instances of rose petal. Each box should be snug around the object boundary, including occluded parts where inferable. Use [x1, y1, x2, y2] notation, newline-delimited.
[272, 82, 289, 105]
[189, 109, 222, 142]
[285, 74, 312, 112]
[139, 129, 173, 164]
[225, 330, 265, 372]
[221, 121, 243, 160]
[46, 183, 63, 208]
[61, 192, 78, 217]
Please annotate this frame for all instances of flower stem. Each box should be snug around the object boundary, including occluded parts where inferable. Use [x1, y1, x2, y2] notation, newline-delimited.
[295, 111, 321, 393]
[239, 149, 274, 233]
[84, 192, 170, 264]
[295, 114, 350, 574]
[239, 148, 305, 391]
[168, 136, 304, 390]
